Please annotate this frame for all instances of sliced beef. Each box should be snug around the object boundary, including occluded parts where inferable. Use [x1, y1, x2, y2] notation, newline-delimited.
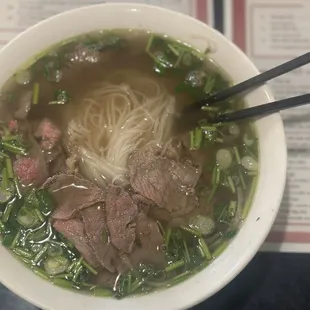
[81, 204, 118, 273]
[34, 118, 61, 151]
[106, 185, 138, 253]
[132, 194, 155, 213]
[53, 218, 100, 268]
[14, 91, 32, 120]
[49, 150, 67, 175]
[44, 174, 105, 220]
[13, 156, 48, 187]
[128, 142, 202, 217]
[129, 211, 165, 267]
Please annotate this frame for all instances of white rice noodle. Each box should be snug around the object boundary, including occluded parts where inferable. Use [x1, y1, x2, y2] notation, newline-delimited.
[67, 72, 176, 188]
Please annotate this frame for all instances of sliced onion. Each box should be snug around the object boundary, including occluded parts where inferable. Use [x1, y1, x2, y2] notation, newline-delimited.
[189, 215, 215, 236]
[0, 189, 12, 203]
[185, 70, 206, 87]
[15, 70, 31, 85]
[44, 256, 69, 275]
[47, 243, 63, 257]
[228, 124, 240, 136]
[241, 156, 258, 171]
[243, 133, 254, 147]
[216, 148, 233, 170]
[16, 207, 39, 228]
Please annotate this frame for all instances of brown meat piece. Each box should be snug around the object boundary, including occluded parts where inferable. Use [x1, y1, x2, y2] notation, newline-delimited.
[106, 186, 138, 253]
[129, 211, 166, 267]
[128, 142, 202, 217]
[81, 204, 119, 273]
[44, 174, 105, 220]
[53, 218, 100, 267]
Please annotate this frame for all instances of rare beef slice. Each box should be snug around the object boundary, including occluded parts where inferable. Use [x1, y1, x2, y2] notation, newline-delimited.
[81, 204, 119, 273]
[43, 174, 106, 220]
[128, 142, 202, 217]
[130, 210, 166, 267]
[106, 185, 138, 253]
[53, 218, 100, 268]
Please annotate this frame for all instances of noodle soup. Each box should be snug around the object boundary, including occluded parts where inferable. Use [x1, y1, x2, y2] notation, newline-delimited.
[0, 29, 258, 298]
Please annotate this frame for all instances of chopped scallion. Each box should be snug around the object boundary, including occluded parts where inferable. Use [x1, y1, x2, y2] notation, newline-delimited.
[190, 130, 195, 150]
[0, 151, 8, 158]
[14, 247, 33, 259]
[165, 260, 184, 272]
[92, 287, 113, 297]
[54, 273, 72, 279]
[2, 202, 13, 223]
[32, 83, 40, 104]
[33, 243, 49, 264]
[227, 176, 236, 194]
[228, 201, 237, 217]
[130, 279, 145, 294]
[180, 225, 202, 237]
[198, 238, 212, 260]
[82, 260, 98, 275]
[211, 166, 217, 185]
[233, 146, 241, 164]
[215, 168, 220, 185]
[238, 170, 246, 190]
[1, 167, 9, 190]
[0, 219, 5, 232]
[201, 106, 220, 112]
[183, 240, 190, 263]
[167, 43, 180, 56]
[11, 229, 21, 248]
[73, 257, 83, 273]
[34, 209, 45, 223]
[164, 228, 172, 246]
[3, 142, 27, 155]
[52, 278, 72, 288]
[203, 76, 215, 94]
[67, 261, 76, 273]
[2, 135, 18, 142]
[194, 127, 202, 149]
[5, 158, 14, 179]
[72, 265, 83, 283]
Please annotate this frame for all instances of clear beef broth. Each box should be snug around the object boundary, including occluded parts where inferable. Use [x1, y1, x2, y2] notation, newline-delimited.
[0, 29, 258, 298]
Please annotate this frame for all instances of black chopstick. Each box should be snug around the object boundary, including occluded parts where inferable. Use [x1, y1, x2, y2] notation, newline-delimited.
[192, 52, 310, 109]
[214, 93, 310, 123]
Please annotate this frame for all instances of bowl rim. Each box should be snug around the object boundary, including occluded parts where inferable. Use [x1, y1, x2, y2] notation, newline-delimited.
[0, 3, 287, 310]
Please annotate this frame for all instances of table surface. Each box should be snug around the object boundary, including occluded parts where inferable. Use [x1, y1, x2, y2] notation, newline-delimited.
[1, 252, 310, 310]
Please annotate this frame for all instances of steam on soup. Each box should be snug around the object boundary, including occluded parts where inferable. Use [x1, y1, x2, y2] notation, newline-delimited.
[0, 30, 258, 298]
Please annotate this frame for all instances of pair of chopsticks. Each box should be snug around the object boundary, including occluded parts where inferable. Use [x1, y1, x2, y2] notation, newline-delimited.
[186, 52, 310, 123]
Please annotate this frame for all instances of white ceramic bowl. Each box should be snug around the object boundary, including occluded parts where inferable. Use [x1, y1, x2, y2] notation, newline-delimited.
[0, 3, 286, 310]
